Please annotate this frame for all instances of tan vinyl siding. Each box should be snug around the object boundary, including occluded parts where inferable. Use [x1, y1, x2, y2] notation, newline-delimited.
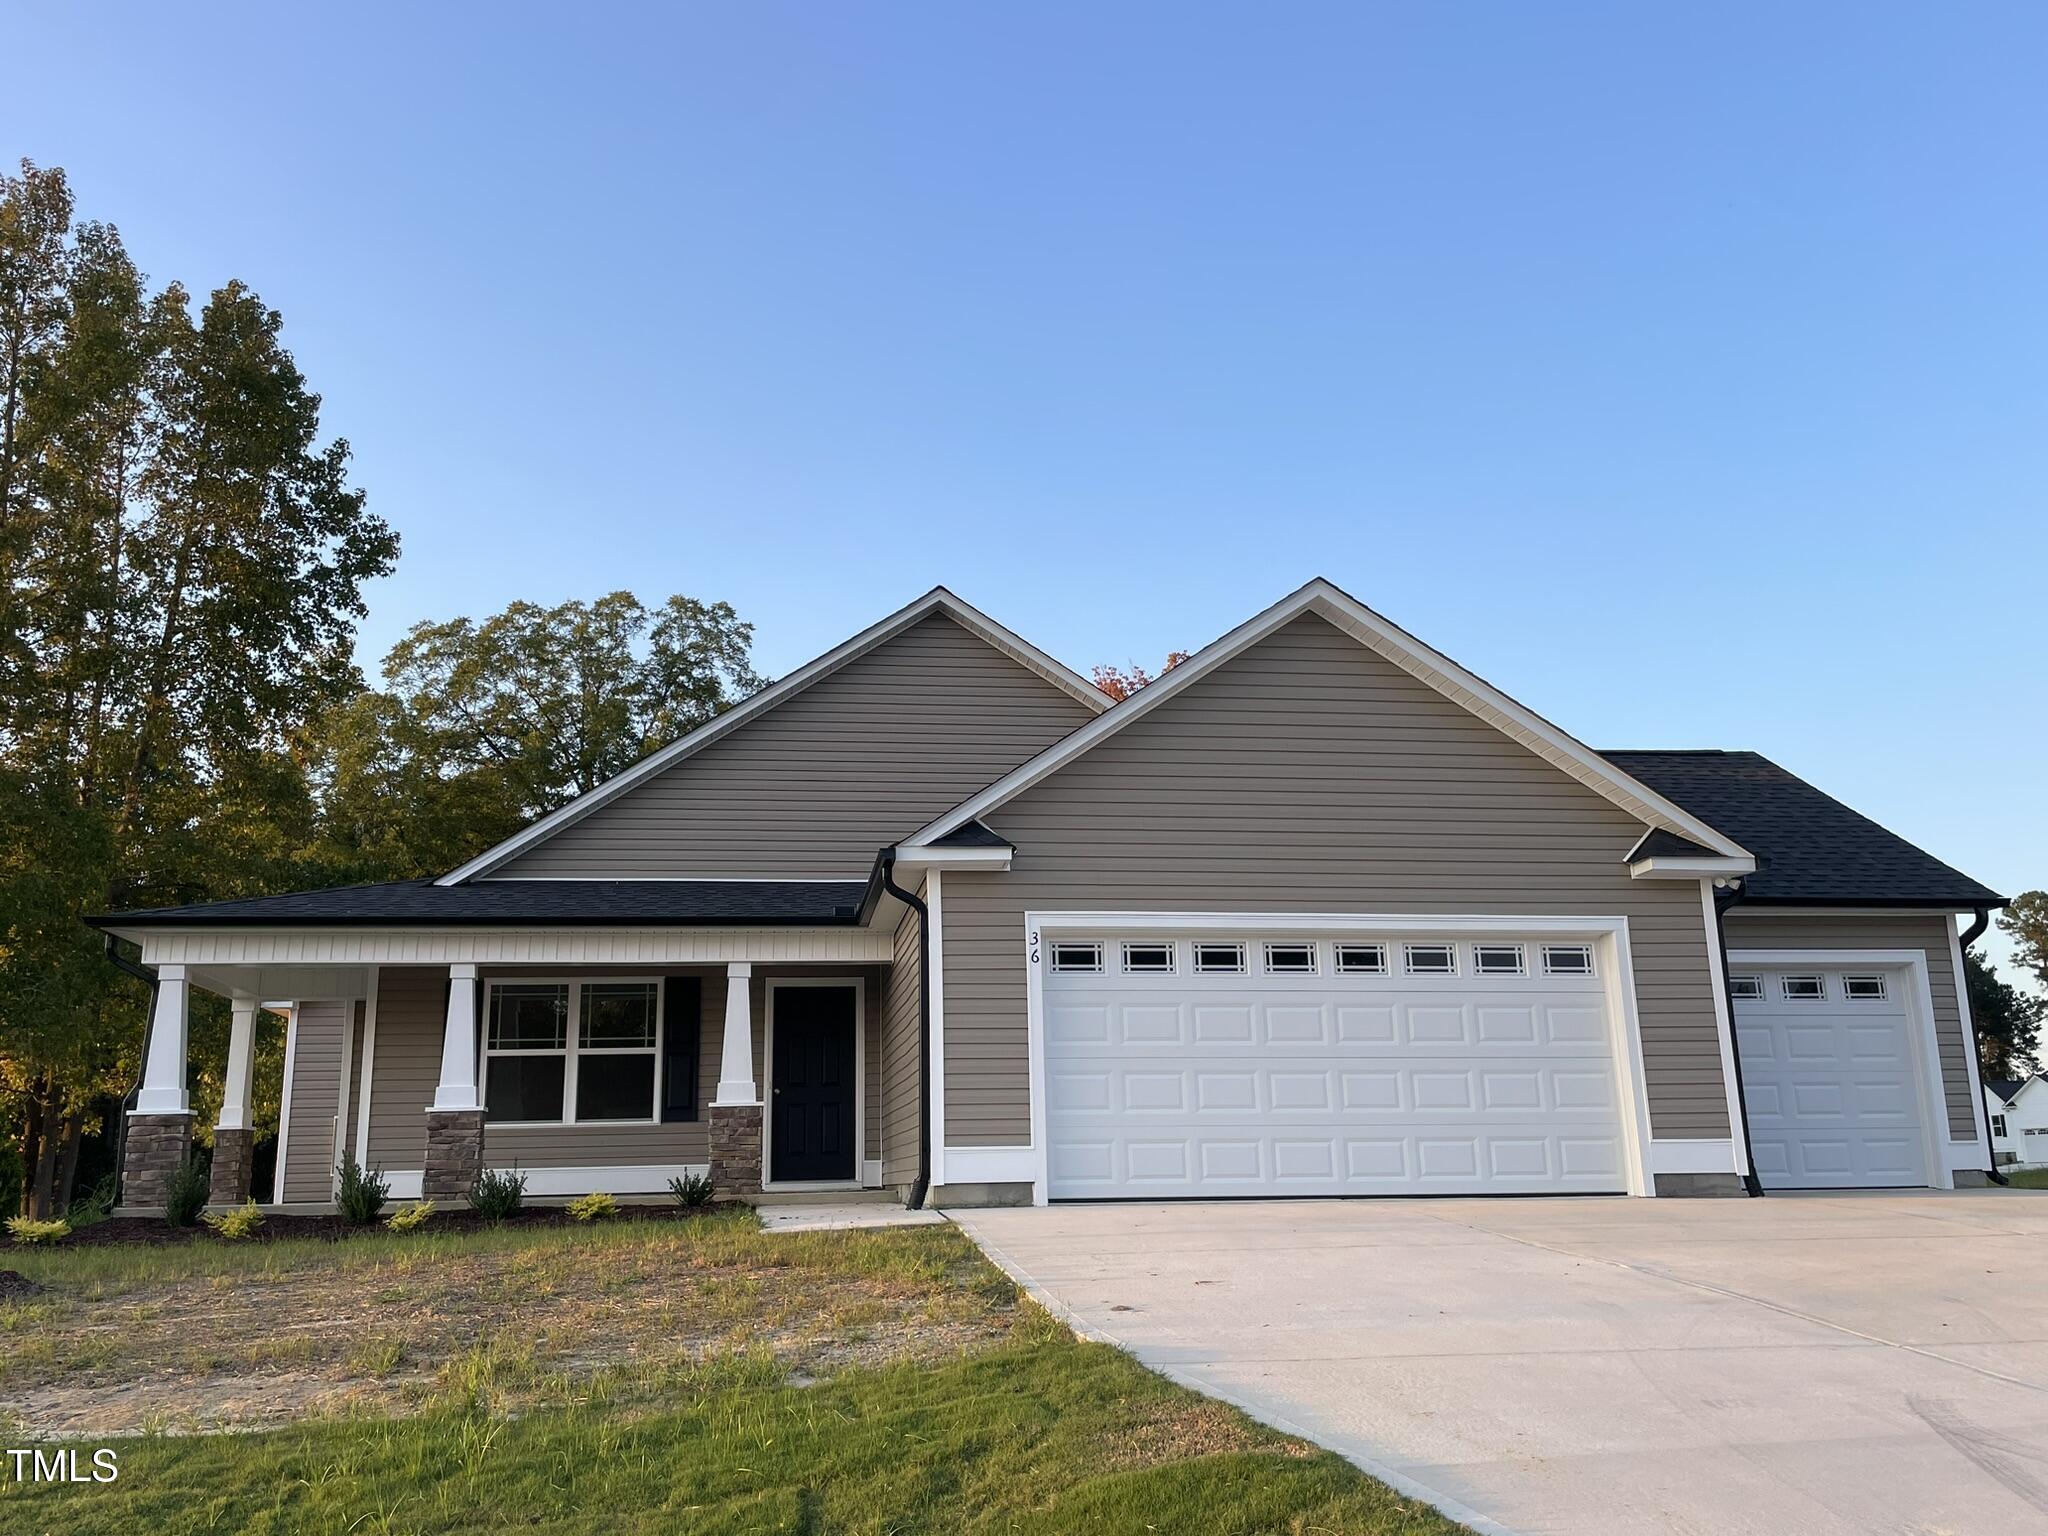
[280, 1000, 349, 1203]
[364, 967, 446, 1173]
[493, 613, 1097, 879]
[363, 964, 885, 1176]
[940, 612, 1729, 1146]
[339, 1004, 367, 1165]
[1722, 911, 1975, 1139]
[881, 899, 925, 1183]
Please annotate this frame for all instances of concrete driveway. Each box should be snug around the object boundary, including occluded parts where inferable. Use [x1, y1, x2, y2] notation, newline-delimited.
[949, 1193, 2048, 1536]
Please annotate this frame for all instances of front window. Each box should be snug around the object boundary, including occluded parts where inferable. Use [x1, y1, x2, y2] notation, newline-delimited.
[1992, 1114, 2008, 1138]
[485, 979, 662, 1124]
[575, 983, 660, 1121]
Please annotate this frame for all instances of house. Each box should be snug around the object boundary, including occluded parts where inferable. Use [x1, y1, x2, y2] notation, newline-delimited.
[1986, 1074, 2048, 1167]
[91, 579, 2010, 1211]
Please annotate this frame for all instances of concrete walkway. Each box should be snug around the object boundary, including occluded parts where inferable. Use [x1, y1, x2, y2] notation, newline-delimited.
[757, 1202, 945, 1234]
[949, 1193, 2048, 1536]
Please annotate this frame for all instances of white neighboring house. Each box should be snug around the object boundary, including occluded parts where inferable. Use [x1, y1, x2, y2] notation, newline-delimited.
[1985, 1074, 2048, 1168]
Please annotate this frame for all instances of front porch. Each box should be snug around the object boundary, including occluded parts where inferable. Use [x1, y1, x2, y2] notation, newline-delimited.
[113, 922, 915, 1212]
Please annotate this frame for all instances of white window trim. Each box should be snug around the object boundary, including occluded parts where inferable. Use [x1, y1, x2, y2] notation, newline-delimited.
[1403, 942, 1459, 977]
[762, 977, 869, 1191]
[1541, 944, 1595, 978]
[1193, 941, 1248, 974]
[1473, 943, 1526, 977]
[1019, 912, 1661, 1204]
[482, 976, 665, 1129]
[1726, 947, 1955, 1191]
[1050, 941, 1104, 974]
[1120, 942, 1175, 975]
[1261, 942, 1317, 975]
[1333, 942, 1388, 975]
[1779, 974, 1827, 1001]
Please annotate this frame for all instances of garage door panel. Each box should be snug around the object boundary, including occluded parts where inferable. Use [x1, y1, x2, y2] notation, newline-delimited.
[1734, 966, 1931, 1190]
[1045, 933, 1629, 1198]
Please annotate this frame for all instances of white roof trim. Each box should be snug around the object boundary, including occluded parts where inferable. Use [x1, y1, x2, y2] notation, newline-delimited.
[439, 587, 1108, 885]
[1629, 855, 1757, 879]
[902, 577, 1754, 860]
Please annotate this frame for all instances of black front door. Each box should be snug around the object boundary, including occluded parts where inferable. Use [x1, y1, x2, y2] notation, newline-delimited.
[770, 986, 857, 1182]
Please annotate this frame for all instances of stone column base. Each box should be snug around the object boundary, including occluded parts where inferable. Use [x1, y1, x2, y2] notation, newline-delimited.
[209, 1127, 256, 1205]
[423, 1110, 485, 1200]
[122, 1112, 194, 1209]
[708, 1103, 764, 1203]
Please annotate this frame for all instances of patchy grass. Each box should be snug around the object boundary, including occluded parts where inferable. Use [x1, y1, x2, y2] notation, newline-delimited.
[0, 1213, 1469, 1533]
[2003, 1167, 2048, 1190]
[0, 1212, 1010, 1436]
[2, 1321, 1460, 1534]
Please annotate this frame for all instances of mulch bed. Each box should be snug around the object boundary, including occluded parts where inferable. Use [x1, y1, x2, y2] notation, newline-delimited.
[52, 1201, 746, 1248]
[0, 1269, 45, 1297]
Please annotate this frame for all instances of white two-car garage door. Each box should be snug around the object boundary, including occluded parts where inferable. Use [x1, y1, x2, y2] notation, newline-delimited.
[1733, 965, 1932, 1189]
[1043, 929, 1633, 1199]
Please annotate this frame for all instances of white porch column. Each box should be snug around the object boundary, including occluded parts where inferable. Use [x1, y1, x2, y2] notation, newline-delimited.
[216, 997, 259, 1131]
[136, 963, 191, 1114]
[432, 963, 482, 1111]
[713, 962, 759, 1105]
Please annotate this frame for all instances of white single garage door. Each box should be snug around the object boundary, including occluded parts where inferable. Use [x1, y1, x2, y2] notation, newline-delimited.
[1733, 965, 1931, 1189]
[1042, 930, 1631, 1198]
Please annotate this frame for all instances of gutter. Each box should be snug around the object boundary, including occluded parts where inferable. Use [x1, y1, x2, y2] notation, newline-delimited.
[101, 935, 160, 1207]
[1711, 883, 1768, 1198]
[1959, 907, 2010, 1187]
[878, 849, 934, 1211]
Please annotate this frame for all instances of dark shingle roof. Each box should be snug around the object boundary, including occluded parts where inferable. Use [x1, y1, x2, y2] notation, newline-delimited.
[929, 819, 1013, 849]
[1605, 750, 2005, 908]
[1986, 1078, 2028, 1106]
[91, 879, 869, 928]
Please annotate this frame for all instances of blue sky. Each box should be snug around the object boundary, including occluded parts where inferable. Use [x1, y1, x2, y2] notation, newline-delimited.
[9, 4, 2043, 977]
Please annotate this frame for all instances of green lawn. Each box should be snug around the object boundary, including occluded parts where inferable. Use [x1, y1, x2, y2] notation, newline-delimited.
[0, 1214, 1466, 1535]
[2004, 1167, 2048, 1189]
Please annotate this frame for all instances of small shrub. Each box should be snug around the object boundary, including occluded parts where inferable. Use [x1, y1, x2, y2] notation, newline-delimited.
[669, 1171, 715, 1209]
[6, 1216, 69, 1246]
[566, 1191, 619, 1223]
[65, 1173, 116, 1231]
[336, 1157, 391, 1226]
[202, 1200, 265, 1241]
[468, 1167, 526, 1222]
[163, 1157, 210, 1228]
[386, 1199, 435, 1233]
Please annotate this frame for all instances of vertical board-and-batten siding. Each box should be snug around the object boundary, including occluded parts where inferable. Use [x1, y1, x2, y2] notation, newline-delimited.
[279, 999, 350, 1203]
[360, 965, 886, 1174]
[941, 612, 1729, 1146]
[1722, 911, 1976, 1139]
[490, 613, 1098, 879]
[880, 899, 925, 1184]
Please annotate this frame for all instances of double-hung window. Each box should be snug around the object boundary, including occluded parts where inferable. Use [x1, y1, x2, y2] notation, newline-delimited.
[485, 979, 663, 1125]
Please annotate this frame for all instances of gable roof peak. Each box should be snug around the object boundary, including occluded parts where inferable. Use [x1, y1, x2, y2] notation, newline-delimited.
[437, 584, 1106, 885]
[903, 577, 1752, 860]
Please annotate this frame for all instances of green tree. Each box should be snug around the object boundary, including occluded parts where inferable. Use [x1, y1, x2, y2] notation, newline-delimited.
[314, 593, 764, 880]
[2001, 891, 2048, 995]
[0, 162, 396, 1216]
[1967, 948, 2044, 1078]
